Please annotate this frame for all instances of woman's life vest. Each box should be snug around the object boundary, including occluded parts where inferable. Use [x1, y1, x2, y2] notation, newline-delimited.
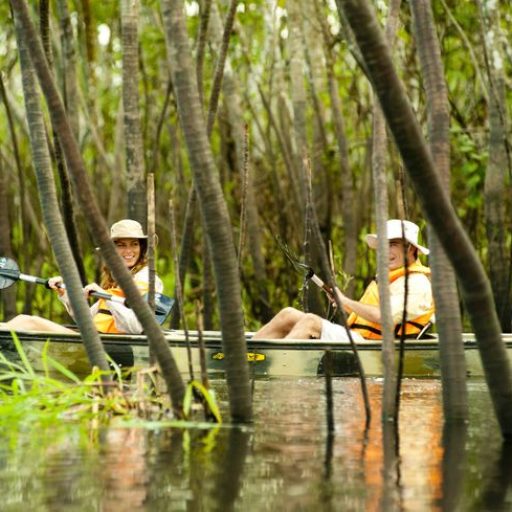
[93, 278, 149, 334]
[346, 261, 434, 340]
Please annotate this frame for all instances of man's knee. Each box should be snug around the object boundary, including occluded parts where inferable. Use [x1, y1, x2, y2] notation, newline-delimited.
[297, 313, 323, 336]
[285, 312, 323, 339]
[277, 307, 303, 323]
[301, 312, 323, 328]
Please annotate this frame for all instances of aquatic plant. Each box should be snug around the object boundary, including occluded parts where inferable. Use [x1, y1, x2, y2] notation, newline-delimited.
[0, 333, 221, 430]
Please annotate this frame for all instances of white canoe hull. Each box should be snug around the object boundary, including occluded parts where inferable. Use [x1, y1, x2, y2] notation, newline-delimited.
[2, 330, 512, 378]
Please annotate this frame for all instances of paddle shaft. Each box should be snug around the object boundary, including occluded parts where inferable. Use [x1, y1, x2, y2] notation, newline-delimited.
[306, 268, 336, 302]
[0, 266, 156, 309]
[0, 256, 174, 324]
[15, 270, 127, 305]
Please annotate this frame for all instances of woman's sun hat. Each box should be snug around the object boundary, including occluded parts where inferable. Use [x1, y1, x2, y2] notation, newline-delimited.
[365, 219, 429, 255]
[110, 219, 148, 240]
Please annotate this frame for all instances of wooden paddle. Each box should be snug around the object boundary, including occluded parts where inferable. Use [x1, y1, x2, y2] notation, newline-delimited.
[0, 256, 174, 325]
[274, 235, 337, 302]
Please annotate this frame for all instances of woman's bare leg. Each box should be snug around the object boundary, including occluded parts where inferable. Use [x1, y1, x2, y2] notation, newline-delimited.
[252, 307, 306, 339]
[285, 313, 323, 339]
[0, 314, 76, 334]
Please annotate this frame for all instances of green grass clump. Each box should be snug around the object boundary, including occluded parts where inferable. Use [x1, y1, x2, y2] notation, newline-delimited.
[0, 333, 222, 431]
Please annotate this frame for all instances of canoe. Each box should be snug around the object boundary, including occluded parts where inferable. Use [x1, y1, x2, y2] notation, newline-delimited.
[1, 329, 512, 378]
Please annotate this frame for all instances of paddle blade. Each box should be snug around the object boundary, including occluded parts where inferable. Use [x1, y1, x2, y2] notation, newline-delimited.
[154, 293, 174, 325]
[0, 257, 20, 290]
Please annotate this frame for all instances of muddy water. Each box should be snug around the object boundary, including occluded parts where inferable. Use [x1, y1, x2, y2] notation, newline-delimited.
[0, 378, 506, 511]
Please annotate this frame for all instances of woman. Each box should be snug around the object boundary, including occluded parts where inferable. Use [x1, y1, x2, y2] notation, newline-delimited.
[0, 219, 163, 334]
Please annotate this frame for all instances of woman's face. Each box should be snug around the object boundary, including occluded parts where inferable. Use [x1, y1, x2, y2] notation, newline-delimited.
[114, 238, 141, 269]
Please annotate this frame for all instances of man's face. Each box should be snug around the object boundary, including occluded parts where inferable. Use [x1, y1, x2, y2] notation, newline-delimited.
[388, 239, 413, 270]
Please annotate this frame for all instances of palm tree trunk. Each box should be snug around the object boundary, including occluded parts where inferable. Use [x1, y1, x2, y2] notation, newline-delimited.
[288, 0, 308, 207]
[478, 0, 511, 332]
[56, 0, 79, 139]
[319, 13, 358, 296]
[288, 1, 326, 315]
[80, 0, 95, 81]
[121, 0, 147, 226]
[302, 0, 332, 237]
[161, 0, 252, 423]
[44, 0, 87, 285]
[12, 2, 110, 374]
[411, 0, 468, 422]
[208, 4, 272, 322]
[0, 157, 17, 320]
[372, 0, 401, 422]
[11, 0, 186, 414]
[0, 72, 30, 311]
[337, 0, 512, 437]
[170, 188, 197, 329]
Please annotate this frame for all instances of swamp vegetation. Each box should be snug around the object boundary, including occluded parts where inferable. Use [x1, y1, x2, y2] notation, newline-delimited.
[0, 0, 512, 501]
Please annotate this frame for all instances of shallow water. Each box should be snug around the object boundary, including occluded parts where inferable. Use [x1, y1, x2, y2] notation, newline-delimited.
[0, 377, 508, 511]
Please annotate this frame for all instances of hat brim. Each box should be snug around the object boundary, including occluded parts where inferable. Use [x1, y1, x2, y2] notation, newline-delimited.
[365, 234, 429, 255]
[111, 235, 148, 240]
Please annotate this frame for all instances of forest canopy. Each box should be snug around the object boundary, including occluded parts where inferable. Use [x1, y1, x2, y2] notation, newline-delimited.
[0, 0, 510, 331]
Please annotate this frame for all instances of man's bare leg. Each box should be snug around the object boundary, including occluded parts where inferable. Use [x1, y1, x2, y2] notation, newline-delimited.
[285, 313, 323, 339]
[252, 307, 306, 339]
[0, 314, 76, 334]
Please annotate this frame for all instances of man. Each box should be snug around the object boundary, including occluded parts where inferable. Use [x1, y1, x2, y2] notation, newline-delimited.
[253, 219, 434, 341]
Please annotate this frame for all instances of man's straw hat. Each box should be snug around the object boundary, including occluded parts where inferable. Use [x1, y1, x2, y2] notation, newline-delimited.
[365, 219, 429, 255]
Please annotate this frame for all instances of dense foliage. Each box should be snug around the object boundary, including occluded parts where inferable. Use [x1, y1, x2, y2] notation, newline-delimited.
[0, 0, 510, 330]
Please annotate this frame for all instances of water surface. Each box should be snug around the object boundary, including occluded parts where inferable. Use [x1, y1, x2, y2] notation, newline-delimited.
[0, 378, 507, 511]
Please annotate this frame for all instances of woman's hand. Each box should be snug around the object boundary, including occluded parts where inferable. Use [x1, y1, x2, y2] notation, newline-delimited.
[47, 276, 65, 297]
[83, 282, 105, 299]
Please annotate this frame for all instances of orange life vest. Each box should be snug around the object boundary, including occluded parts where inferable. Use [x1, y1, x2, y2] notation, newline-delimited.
[347, 261, 434, 340]
[93, 278, 149, 334]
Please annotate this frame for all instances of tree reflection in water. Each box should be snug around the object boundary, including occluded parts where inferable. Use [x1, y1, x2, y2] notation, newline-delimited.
[0, 378, 508, 510]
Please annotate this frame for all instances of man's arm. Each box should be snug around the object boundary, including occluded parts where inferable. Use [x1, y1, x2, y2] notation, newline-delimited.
[335, 287, 381, 323]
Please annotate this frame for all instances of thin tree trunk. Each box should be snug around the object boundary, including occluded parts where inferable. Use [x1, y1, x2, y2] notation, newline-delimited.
[287, 0, 308, 207]
[0, 72, 30, 308]
[202, 242, 215, 331]
[56, 0, 79, 139]
[170, 187, 197, 329]
[121, 0, 147, 226]
[205, 0, 238, 136]
[0, 156, 17, 320]
[208, 4, 272, 321]
[13, 2, 110, 374]
[372, 0, 401, 423]
[11, 0, 186, 414]
[316, 2, 358, 297]
[485, 80, 510, 330]
[411, 0, 468, 422]
[195, 0, 212, 107]
[161, 0, 252, 423]
[287, 1, 326, 315]
[338, 0, 512, 437]
[201, 0, 239, 331]
[302, 0, 332, 237]
[478, 0, 511, 332]
[80, 0, 95, 78]
[45, 0, 87, 285]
